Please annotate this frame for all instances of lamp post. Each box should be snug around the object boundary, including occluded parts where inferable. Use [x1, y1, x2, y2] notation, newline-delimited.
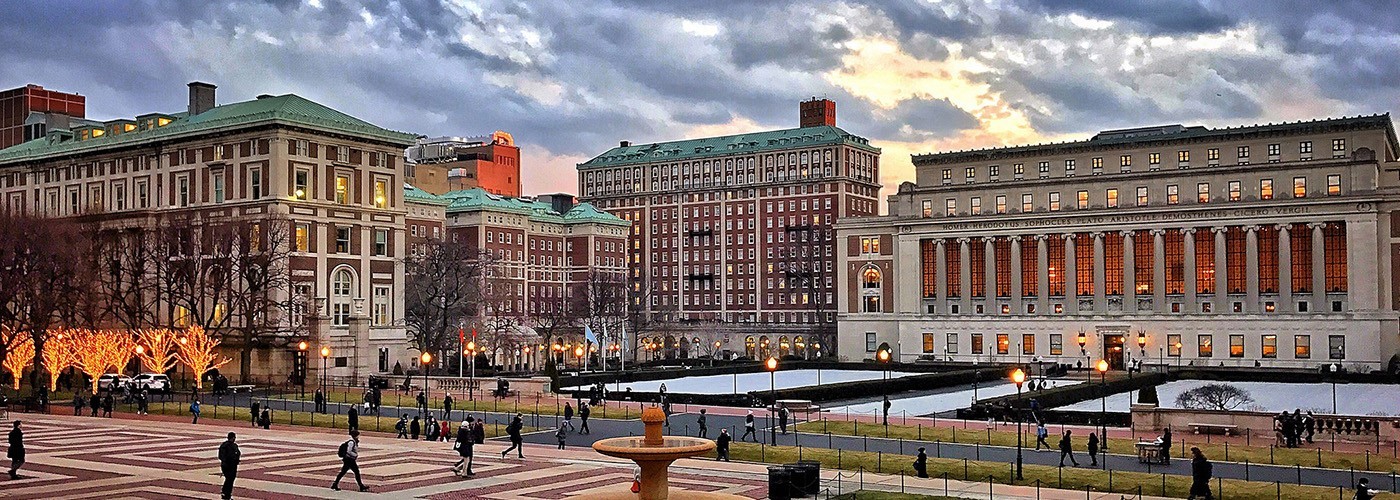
[1011, 368, 1026, 480]
[1328, 363, 1340, 414]
[320, 346, 330, 389]
[420, 352, 433, 415]
[877, 347, 891, 426]
[575, 346, 585, 372]
[1077, 330, 1088, 378]
[1096, 359, 1109, 452]
[1173, 341, 1183, 370]
[972, 359, 980, 404]
[1136, 330, 1147, 368]
[466, 340, 477, 401]
[297, 341, 308, 398]
[766, 356, 778, 445]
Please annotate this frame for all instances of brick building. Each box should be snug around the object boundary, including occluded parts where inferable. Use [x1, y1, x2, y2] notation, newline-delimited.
[405, 132, 521, 197]
[0, 84, 88, 150]
[577, 99, 882, 361]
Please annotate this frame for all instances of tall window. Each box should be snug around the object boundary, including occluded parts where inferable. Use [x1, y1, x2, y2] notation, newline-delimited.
[1075, 235, 1093, 296]
[866, 333, 876, 352]
[1258, 226, 1279, 293]
[294, 170, 310, 200]
[295, 224, 309, 252]
[1076, 190, 1089, 209]
[971, 333, 984, 354]
[374, 180, 388, 208]
[996, 333, 1009, 354]
[336, 227, 351, 253]
[1049, 192, 1061, 211]
[1197, 183, 1210, 203]
[1229, 335, 1244, 358]
[1227, 181, 1240, 201]
[1022, 334, 1035, 355]
[1104, 234, 1123, 295]
[920, 240, 936, 298]
[1106, 189, 1118, 208]
[250, 169, 263, 199]
[1164, 230, 1185, 294]
[1291, 223, 1313, 293]
[862, 267, 882, 313]
[971, 197, 982, 214]
[332, 269, 353, 326]
[922, 200, 933, 217]
[969, 239, 986, 298]
[335, 175, 350, 204]
[946, 333, 959, 354]
[1293, 177, 1307, 198]
[1022, 238, 1038, 297]
[995, 195, 1007, 214]
[1260, 179, 1273, 200]
[177, 176, 190, 207]
[945, 238, 961, 298]
[1136, 187, 1148, 206]
[1167, 334, 1181, 356]
[1046, 235, 1065, 296]
[372, 285, 390, 326]
[1327, 174, 1341, 196]
[1196, 229, 1215, 294]
[1324, 222, 1347, 292]
[922, 333, 935, 353]
[1167, 185, 1179, 205]
[1049, 334, 1063, 355]
[1135, 230, 1153, 294]
[1329, 335, 1345, 359]
[1262, 334, 1277, 358]
[995, 239, 1012, 297]
[212, 173, 225, 203]
[1226, 227, 1247, 293]
[1294, 335, 1311, 358]
[945, 198, 956, 216]
[1198, 334, 1213, 357]
[374, 229, 388, 256]
[1022, 193, 1033, 213]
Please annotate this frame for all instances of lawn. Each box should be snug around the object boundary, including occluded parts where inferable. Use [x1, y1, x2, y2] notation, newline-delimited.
[831, 493, 968, 500]
[272, 386, 641, 419]
[797, 419, 1400, 473]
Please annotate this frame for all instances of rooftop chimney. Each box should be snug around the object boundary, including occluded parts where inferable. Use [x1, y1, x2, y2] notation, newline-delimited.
[799, 98, 836, 128]
[619, 140, 631, 147]
[187, 82, 217, 116]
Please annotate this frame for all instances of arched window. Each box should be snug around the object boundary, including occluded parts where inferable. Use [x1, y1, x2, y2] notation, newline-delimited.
[862, 267, 882, 289]
[331, 268, 355, 326]
[779, 336, 790, 357]
[794, 336, 806, 359]
[862, 266, 883, 313]
[745, 336, 756, 358]
[759, 336, 770, 358]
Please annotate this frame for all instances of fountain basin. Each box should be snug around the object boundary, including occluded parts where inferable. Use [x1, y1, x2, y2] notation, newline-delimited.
[593, 436, 715, 461]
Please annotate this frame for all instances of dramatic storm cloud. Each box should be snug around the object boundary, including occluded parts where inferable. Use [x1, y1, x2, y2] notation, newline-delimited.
[2, 0, 1396, 204]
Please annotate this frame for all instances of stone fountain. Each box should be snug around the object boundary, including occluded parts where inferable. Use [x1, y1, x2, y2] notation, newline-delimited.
[586, 406, 744, 500]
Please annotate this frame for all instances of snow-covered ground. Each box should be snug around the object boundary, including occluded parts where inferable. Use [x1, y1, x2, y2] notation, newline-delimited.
[562, 369, 917, 395]
[1054, 380, 1400, 416]
[827, 378, 1084, 417]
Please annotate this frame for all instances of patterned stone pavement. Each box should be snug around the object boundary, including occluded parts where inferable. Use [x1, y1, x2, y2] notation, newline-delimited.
[0, 413, 767, 499]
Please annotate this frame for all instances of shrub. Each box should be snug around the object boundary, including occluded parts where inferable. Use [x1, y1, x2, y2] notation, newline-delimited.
[1138, 384, 1159, 405]
[1174, 383, 1254, 411]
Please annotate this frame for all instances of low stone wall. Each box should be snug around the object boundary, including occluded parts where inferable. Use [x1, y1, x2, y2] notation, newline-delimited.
[410, 376, 553, 398]
[1131, 405, 1400, 442]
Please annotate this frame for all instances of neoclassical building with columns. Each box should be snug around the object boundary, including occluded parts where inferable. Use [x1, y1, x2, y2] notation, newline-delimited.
[837, 115, 1400, 371]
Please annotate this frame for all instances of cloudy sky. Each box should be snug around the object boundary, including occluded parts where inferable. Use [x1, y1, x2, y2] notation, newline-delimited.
[3, 0, 1397, 205]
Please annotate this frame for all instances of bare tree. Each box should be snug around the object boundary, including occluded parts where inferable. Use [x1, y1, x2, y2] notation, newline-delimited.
[403, 240, 485, 358]
[477, 257, 524, 367]
[0, 212, 93, 391]
[1175, 383, 1256, 411]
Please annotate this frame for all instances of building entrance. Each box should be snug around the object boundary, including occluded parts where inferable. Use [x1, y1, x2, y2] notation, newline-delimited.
[1104, 334, 1125, 370]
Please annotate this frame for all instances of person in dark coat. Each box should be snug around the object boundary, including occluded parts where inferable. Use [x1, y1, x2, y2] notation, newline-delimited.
[258, 408, 271, 429]
[416, 390, 428, 416]
[347, 406, 359, 431]
[426, 416, 439, 441]
[1161, 427, 1173, 463]
[314, 388, 326, 413]
[882, 396, 891, 426]
[913, 447, 929, 478]
[331, 430, 368, 492]
[410, 416, 421, 440]
[251, 401, 261, 427]
[563, 403, 575, 432]
[716, 429, 731, 462]
[395, 415, 408, 438]
[1189, 447, 1213, 499]
[102, 393, 114, 417]
[218, 432, 240, 500]
[742, 411, 756, 442]
[554, 425, 567, 450]
[453, 418, 475, 476]
[73, 392, 85, 416]
[1303, 411, 1316, 444]
[778, 406, 789, 434]
[1087, 432, 1100, 466]
[1356, 478, 1376, 500]
[1058, 430, 1079, 467]
[89, 391, 100, 416]
[696, 408, 707, 437]
[579, 402, 592, 435]
[442, 393, 454, 421]
[501, 413, 524, 458]
[7, 421, 23, 479]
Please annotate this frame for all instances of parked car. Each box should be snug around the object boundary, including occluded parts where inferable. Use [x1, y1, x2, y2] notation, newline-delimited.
[98, 374, 132, 391]
[129, 373, 172, 392]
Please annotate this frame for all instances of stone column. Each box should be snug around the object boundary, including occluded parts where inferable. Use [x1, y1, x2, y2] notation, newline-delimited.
[1242, 226, 1258, 312]
[959, 237, 972, 314]
[1278, 224, 1292, 308]
[1183, 228, 1198, 308]
[1010, 236, 1023, 314]
[1310, 222, 1326, 309]
[1345, 217, 1378, 311]
[1214, 227, 1228, 306]
[985, 237, 997, 312]
[1065, 234, 1078, 314]
[1152, 229, 1167, 312]
[1093, 232, 1106, 312]
[1036, 235, 1049, 313]
[1122, 230, 1136, 313]
[936, 239, 948, 314]
[897, 235, 922, 314]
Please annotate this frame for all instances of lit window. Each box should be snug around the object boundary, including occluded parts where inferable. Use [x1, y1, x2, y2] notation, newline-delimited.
[372, 286, 390, 326]
[1120, 155, 1132, 170]
[374, 180, 388, 208]
[1091, 157, 1103, 169]
[1293, 177, 1307, 198]
[1208, 148, 1220, 161]
[941, 169, 952, 181]
[1013, 163, 1024, 176]
[1106, 189, 1118, 208]
[1178, 150, 1190, 164]
[1327, 174, 1341, 196]
[1022, 334, 1035, 355]
[1149, 152, 1160, 165]
[1136, 186, 1148, 206]
[996, 333, 1009, 355]
[1262, 335, 1277, 358]
[1332, 138, 1346, 157]
[1049, 192, 1061, 211]
[295, 224, 309, 252]
[1167, 185, 1179, 205]
[1294, 335, 1311, 358]
[965, 167, 975, 179]
[1021, 193, 1033, 212]
[1167, 334, 1181, 357]
[1260, 179, 1273, 200]
[1227, 181, 1240, 201]
[1038, 161, 1049, 176]
[335, 175, 349, 204]
[971, 197, 981, 214]
[294, 170, 309, 200]
[995, 195, 1006, 214]
[1197, 183, 1210, 203]
[945, 199, 956, 216]
[1229, 334, 1244, 358]
[921, 200, 933, 217]
[1076, 190, 1088, 209]
[989, 165, 999, 177]
[1198, 334, 1213, 357]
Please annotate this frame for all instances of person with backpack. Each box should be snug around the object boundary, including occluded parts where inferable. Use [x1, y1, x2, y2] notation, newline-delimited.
[217, 432, 240, 500]
[332, 430, 369, 492]
[1087, 432, 1100, 467]
[452, 418, 475, 477]
[563, 402, 575, 432]
[742, 411, 756, 442]
[501, 413, 524, 458]
[102, 393, 114, 417]
[191, 400, 202, 424]
[716, 429, 731, 462]
[555, 424, 567, 450]
[258, 408, 271, 430]
[1034, 423, 1050, 450]
[395, 415, 408, 438]
[1188, 447, 1212, 500]
[1058, 430, 1079, 467]
[579, 402, 591, 435]
[913, 447, 929, 478]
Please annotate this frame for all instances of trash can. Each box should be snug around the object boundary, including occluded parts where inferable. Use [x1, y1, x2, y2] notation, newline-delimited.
[767, 466, 792, 500]
[789, 460, 821, 496]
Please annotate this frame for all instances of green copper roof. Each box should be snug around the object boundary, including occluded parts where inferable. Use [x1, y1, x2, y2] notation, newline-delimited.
[577, 125, 879, 169]
[438, 188, 627, 226]
[0, 93, 417, 164]
[403, 183, 449, 206]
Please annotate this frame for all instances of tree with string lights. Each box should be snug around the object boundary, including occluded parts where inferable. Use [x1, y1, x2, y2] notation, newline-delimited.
[175, 326, 231, 389]
[134, 328, 179, 375]
[2, 329, 34, 390]
[70, 329, 136, 393]
[40, 330, 77, 392]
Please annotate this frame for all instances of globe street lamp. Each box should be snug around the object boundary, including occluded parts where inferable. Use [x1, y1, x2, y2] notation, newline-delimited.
[1173, 341, 1183, 370]
[420, 352, 433, 415]
[575, 345, 586, 371]
[297, 341, 308, 398]
[766, 356, 778, 445]
[1077, 330, 1089, 378]
[320, 346, 331, 389]
[1011, 368, 1026, 480]
[1096, 359, 1110, 452]
[466, 340, 477, 401]
[877, 347, 892, 426]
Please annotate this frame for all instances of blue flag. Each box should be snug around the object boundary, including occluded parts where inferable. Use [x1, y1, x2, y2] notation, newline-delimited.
[584, 325, 598, 343]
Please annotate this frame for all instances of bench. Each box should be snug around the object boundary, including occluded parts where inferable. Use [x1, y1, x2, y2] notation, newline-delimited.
[227, 385, 256, 394]
[1189, 423, 1238, 436]
[775, 399, 819, 414]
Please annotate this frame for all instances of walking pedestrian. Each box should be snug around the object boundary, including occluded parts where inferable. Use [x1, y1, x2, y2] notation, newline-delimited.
[579, 402, 591, 435]
[1034, 423, 1050, 450]
[89, 391, 100, 416]
[191, 400, 202, 424]
[742, 411, 757, 442]
[1087, 432, 1100, 466]
[1058, 430, 1079, 467]
[716, 429, 731, 462]
[416, 390, 428, 417]
[443, 393, 454, 421]
[314, 388, 325, 414]
[410, 416, 421, 440]
[502, 413, 524, 458]
[1161, 427, 1173, 463]
[102, 393, 113, 418]
[6, 421, 23, 480]
[1303, 411, 1315, 444]
[426, 416, 439, 442]
[440, 419, 450, 442]
[696, 408, 707, 437]
[563, 402, 575, 432]
[331, 430, 369, 492]
[662, 399, 672, 429]
[137, 389, 149, 415]
[348, 405, 359, 431]
[452, 418, 475, 476]
[472, 416, 485, 446]
[1356, 478, 1376, 500]
[1029, 398, 1042, 424]
[779, 406, 789, 435]
[258, 408, 271, 430]
[395, 415, 408, 438]
[73, 392, 85, 416]
[913, 447, 929, 478]
[1188, 447, 1212, 500]
[882, 396, 891, 426]
[555, 424, 567, 450]
[250, 401, 261, 427]
[217, 432, 240, 500]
